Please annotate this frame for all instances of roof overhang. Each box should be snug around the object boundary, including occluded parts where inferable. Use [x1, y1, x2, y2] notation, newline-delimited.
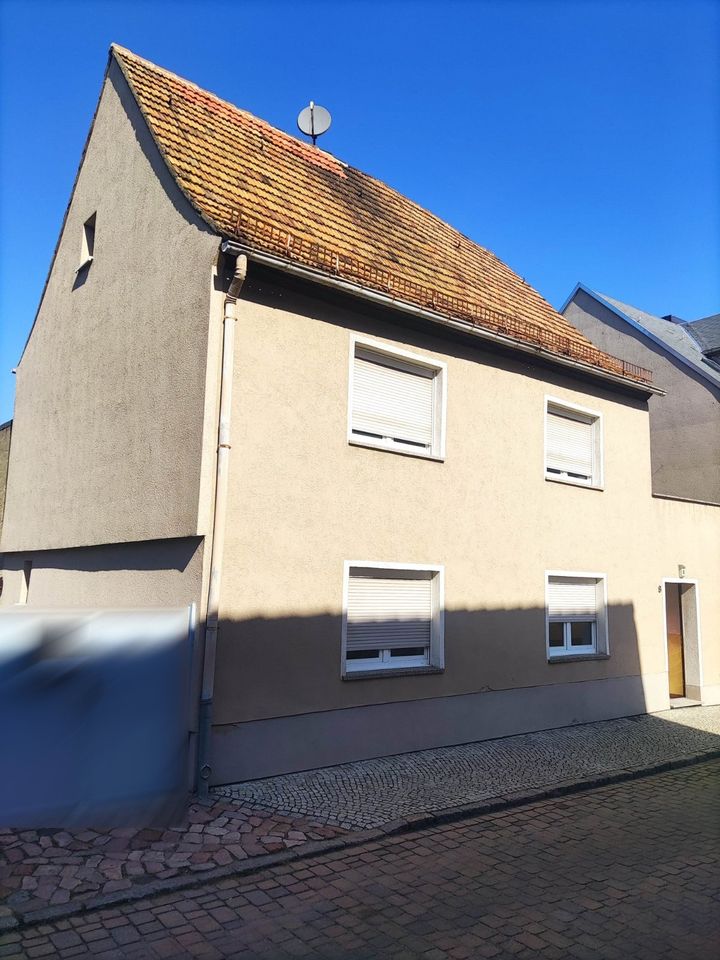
[224, 242, 664, 398]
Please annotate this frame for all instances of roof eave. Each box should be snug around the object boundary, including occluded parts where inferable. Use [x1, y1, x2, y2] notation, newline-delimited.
[224, 242, 663, 397]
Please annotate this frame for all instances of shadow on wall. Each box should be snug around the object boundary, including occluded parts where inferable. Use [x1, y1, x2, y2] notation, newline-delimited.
[0, 537, 201, 577]
[207, 601, 654, 784]
[0, 593, 711, 822]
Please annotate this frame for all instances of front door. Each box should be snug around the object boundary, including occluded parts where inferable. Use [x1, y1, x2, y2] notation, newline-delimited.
[665, 582, 685, 698]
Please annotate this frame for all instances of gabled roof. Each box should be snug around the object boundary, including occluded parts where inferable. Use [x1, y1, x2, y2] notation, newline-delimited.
[562, 284, 720, 389]
[110, 45, 653, 388]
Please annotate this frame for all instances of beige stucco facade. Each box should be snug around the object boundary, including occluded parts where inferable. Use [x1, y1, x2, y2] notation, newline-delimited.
[0, 61, 219, 554]
[208, 273, 720, 782]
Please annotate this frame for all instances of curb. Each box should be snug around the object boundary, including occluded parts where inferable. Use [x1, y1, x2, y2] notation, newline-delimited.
[6, 748, 720, 932]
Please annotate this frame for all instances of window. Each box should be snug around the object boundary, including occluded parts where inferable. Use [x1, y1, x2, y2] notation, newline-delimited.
[348, 338, 446, 459]
[342, 562, 444, 676]
[78, 213, 96, 271]
[546, 573, 608, 659]
[545, 397, 602, 488]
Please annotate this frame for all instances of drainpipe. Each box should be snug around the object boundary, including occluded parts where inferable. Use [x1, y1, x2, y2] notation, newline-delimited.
[197, 253, 248, 799]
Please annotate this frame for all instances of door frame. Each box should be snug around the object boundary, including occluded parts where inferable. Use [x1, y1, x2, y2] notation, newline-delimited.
[661, 578, 703, 701]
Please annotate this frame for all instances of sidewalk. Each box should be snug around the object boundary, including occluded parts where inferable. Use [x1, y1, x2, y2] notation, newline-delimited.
[218, 705, 720, 828]
[3, 705, 719, 930]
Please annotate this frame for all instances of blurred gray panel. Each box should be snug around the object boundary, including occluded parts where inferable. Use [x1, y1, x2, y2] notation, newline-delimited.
[0, 607, 194, 827]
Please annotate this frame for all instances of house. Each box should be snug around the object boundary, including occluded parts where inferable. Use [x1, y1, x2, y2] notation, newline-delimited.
[1, 46, 719, 790]
[561, 285, 720, 504]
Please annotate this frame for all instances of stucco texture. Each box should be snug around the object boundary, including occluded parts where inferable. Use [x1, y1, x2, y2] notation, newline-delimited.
[212, 272, 720, 735]
[0, 421, 11, 536]
[0, 537, 203, 611]
[564, 291, 720, 504]
[0, 61, 219, 553]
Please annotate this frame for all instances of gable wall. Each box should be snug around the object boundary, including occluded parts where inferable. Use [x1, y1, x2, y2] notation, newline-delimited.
[0, 61, 220, 553]
[564, 290, 720, 504]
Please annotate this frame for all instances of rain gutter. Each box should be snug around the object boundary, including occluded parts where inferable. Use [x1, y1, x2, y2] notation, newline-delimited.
[221, 241, 663, 397]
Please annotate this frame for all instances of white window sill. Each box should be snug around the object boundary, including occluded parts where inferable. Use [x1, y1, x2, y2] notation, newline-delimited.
[349, 437, 444, 462]
[343, 665, 444, 680]
[75, 256, 94, 274]
[545, 474, 603, 492]
[547, 653, 610, 664]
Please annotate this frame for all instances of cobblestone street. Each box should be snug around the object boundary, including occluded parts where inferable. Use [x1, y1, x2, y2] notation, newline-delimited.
[5, 706, 717, 927]
[3, 759, 718, 959]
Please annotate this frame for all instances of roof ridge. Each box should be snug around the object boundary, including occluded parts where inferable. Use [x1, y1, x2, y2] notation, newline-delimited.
[110, 46, 518, 276]
[110, 44, 346, 169]
[107, 45, 651, 387]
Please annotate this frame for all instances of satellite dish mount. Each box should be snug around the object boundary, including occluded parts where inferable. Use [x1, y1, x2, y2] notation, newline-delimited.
[297, 101, 332, 146]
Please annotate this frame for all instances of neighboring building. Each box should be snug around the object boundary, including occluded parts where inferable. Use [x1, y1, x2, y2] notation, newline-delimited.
[0, 419, 11, 536]
[687, 312, 720, 372]
[2, 47, 719, 788]
[561, 285, 720, 504]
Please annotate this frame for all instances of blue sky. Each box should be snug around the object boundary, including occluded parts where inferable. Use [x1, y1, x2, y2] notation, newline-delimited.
[0, 0, 718, 422]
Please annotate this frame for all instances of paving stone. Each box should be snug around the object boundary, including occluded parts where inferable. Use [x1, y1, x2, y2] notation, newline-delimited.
[12, 761, 718, 958]
[216, 705, 720, 828]
[3, 706, 719, 934]
[1, 797, 345, 919]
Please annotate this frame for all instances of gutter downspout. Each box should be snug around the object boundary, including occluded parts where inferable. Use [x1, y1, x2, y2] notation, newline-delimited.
[197, 253, 248, 799]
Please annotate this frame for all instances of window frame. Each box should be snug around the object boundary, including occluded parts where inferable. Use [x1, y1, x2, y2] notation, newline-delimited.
[545, 570, 609, 661]
[341, 560, 445, 678]
[544, 396, 603, 490]
[347, 335, 447, 461]
[77, 213, 96, 273]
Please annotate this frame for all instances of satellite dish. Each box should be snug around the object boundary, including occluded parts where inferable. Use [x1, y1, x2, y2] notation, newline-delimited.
[297, 101, 332, 145]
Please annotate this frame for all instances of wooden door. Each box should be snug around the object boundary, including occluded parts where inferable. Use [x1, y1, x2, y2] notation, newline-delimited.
[665, 583, 685, 698]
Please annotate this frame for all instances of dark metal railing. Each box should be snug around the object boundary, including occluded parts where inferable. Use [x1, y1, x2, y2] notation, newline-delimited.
[232, 213, 653, 385]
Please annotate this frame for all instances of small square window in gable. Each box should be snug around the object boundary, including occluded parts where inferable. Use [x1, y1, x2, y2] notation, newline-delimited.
[77, 213, 96, 273]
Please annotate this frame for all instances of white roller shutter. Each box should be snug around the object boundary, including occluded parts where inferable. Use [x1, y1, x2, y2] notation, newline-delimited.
[352, 351, 434, 447]
[546, 409, 594, 479]
[346, 572, 432, 653]
[548, 577, 598, 619]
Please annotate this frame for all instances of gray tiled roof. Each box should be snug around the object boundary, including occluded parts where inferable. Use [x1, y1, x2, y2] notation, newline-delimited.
[686, 313, 720, 354]
[597, 294, 720, 388]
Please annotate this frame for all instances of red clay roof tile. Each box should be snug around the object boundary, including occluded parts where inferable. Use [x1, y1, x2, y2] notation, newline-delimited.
[111, 45, 652, 385]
